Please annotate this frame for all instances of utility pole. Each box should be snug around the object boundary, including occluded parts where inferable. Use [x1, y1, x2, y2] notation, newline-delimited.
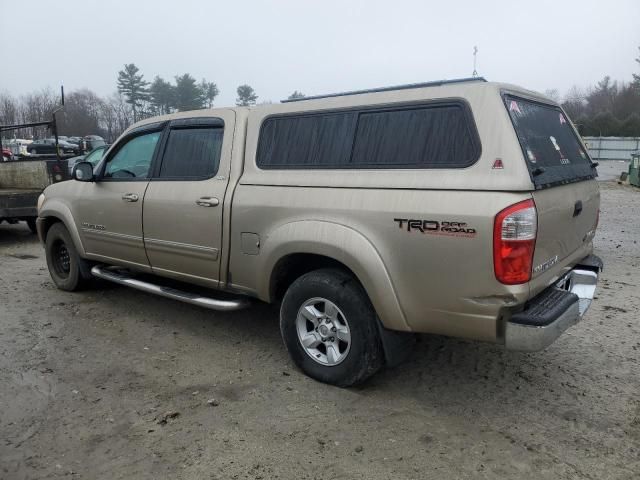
[472, 46, 478, 77]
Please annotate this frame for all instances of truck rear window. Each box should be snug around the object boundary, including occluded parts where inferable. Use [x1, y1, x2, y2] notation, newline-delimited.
[504, 95, 595, 189]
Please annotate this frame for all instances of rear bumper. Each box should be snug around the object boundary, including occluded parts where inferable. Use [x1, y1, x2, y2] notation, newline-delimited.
[505, 255, 602, 351]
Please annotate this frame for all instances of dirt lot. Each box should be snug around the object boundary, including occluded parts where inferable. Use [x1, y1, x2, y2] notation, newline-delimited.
[1, 176, 639, 480]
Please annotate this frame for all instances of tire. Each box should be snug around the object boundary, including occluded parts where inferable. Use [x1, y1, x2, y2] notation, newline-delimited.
[26, 218, 37, 234]
[280, 268, 383, 387]
[45, 223, 92, 291]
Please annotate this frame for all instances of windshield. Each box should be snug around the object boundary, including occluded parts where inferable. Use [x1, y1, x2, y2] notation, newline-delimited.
[504, 94, 595, 189]
[85, 146, 107, 165]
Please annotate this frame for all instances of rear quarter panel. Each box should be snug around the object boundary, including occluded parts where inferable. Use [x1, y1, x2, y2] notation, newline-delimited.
[229, 186, 532, 342]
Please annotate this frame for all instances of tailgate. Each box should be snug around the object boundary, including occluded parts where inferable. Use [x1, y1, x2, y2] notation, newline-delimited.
[502, 94, 600, 297]
[0, 188, 41, 217]
[531, 180, 599, 283]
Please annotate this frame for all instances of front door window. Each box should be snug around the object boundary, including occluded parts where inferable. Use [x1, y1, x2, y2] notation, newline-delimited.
[104, 131, 160, 179]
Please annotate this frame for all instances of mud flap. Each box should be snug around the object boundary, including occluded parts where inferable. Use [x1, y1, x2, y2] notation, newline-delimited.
[376, 318, 416, 367]
[575, 254, 603, 273]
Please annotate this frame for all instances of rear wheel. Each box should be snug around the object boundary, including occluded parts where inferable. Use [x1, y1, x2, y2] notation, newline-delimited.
[280, 268, 383, 387]
[45, 223, 92, 291]
[26, 218, 37, 234]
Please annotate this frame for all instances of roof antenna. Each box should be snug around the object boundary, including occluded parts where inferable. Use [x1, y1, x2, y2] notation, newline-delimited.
[472, 46, 478, 77]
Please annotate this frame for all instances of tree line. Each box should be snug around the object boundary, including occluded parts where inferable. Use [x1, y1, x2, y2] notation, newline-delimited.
[1, 50, 638, 143]
[0, 63, 304, 142]
[547, 46, 640, 137]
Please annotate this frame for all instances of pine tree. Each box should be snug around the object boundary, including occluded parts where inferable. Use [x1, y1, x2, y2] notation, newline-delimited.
[149, 76, 175, 115]
[236, 84, 258, 106]
[174, 74, 204, 111]
[116, 63, 149, 122]
[199, 79, 219, 108]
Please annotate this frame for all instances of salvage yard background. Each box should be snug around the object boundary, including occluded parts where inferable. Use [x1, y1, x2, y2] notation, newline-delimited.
[1, 170, 639, 479]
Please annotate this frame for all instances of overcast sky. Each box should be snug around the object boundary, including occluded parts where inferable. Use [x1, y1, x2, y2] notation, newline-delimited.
[1, 0, 639, 106]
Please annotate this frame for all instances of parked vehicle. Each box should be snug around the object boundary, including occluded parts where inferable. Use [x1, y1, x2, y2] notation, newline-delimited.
[4, 139, 32, 157]
[37, 78, 602, 386]
[66, 144, 109, 174]
[2, 147, 11, 161]
[28, 139, 78, 155]
[1, 158, 69, 233]
[76, 135, 106, 154]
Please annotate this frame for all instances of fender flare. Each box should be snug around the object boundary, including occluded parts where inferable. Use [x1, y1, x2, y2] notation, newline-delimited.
[257, 220, 410, 331]
[39, 199, 86, 257]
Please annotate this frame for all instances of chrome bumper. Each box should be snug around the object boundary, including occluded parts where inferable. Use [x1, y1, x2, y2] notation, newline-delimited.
[505, 256, 602, 352]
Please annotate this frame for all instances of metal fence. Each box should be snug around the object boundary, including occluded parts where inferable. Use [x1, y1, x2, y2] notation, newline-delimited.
[583, 137, 640, 161]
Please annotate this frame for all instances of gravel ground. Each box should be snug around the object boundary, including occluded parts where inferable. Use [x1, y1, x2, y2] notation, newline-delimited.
[595, 160, 629, 182]
[1, 179, 639, 480]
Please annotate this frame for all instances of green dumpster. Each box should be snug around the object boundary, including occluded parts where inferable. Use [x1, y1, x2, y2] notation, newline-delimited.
[630, 152, 640, 187]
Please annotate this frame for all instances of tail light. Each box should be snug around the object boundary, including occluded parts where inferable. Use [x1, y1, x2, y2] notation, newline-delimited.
[493, 199, 537, 285]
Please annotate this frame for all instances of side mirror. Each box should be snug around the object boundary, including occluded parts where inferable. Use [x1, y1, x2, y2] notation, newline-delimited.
[73, 162, 95, 182]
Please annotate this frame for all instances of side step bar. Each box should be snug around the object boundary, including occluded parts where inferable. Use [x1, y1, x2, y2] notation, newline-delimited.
[90, 265, 250, 312]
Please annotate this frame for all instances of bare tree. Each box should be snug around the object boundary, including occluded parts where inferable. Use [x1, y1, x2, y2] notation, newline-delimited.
[106, 93, 134, 141]
[18, 88, 60, 139]
[59, 89, 104, 136]
[561, 85, 587, 120]
[0, 93, 19, 138]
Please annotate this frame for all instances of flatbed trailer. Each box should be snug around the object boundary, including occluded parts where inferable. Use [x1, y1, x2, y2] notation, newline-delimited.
[0, 89, 71, 232]
[0, 158, 69, 233]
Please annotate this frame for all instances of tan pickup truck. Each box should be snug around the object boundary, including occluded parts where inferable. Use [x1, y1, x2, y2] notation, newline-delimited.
[37, 78, 602, 386]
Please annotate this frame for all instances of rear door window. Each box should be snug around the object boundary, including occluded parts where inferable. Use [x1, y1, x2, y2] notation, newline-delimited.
[504, 95, 595, 188]
[158, 127, 223, 179]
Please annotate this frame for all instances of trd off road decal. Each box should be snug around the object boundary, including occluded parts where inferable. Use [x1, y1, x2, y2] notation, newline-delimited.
[81, 222, 106, 231]
[393, 218, 476, 237]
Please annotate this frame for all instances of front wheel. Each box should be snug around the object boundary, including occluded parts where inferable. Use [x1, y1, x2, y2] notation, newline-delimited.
[280, 268, 383, 387]
[45, 223, 92, 291]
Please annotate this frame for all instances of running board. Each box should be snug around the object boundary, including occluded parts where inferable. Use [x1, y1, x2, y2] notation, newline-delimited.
[90, 265, 250, 311]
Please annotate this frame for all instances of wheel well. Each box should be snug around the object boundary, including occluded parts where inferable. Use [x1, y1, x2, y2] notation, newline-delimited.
[40, 216, 64, 241]
[269, 253, 360, 303]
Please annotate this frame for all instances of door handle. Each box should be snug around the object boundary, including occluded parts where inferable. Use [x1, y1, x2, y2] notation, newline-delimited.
[122, 193, 139, 202]
[573, 200, 583, 217]
[196, 196, 219, 207]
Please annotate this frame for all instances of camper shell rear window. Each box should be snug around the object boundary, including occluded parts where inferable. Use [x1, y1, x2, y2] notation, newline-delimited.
[504, 94, 596, 189]
[256, 101, 481, 169]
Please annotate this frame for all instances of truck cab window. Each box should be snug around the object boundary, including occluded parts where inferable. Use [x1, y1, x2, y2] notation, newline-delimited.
[104, 131, 160, 179]
[158, 127, 223, 179]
